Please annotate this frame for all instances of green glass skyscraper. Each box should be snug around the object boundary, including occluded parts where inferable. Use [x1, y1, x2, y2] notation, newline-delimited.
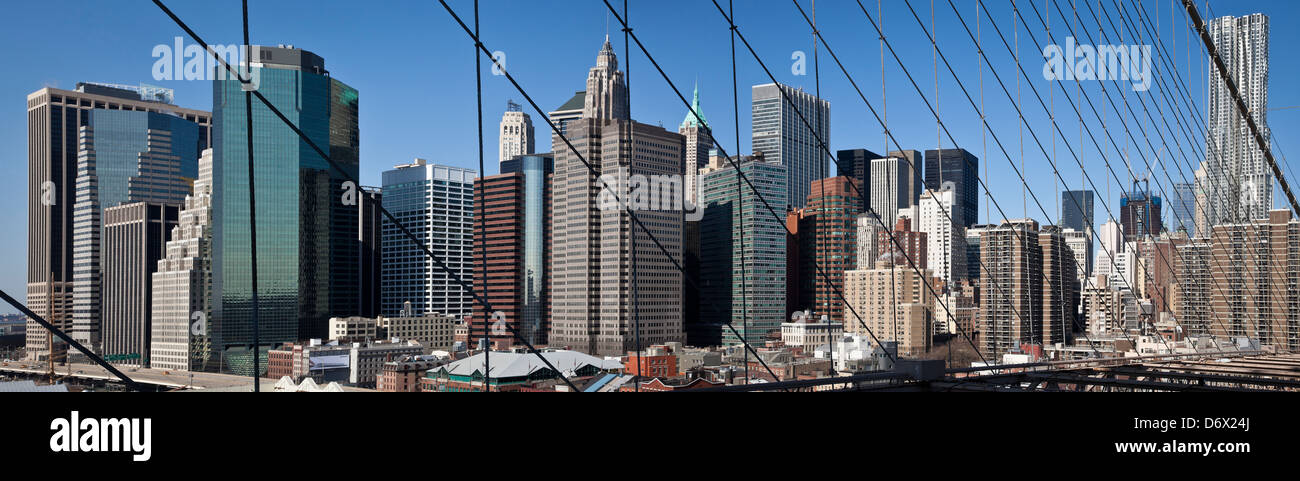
[698, 154, 788, 346]
[211, 46, 359, 374]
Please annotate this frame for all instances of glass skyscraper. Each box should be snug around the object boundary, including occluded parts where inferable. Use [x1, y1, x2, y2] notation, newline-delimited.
[71, 109, 201, 352]
[26, 83, 210, 361]
[699, 155, 788, 346]
[1060, 190, 1095, 233]
[212, 46, 359, 374]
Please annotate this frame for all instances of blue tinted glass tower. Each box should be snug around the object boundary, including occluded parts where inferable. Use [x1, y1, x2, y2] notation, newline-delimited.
[212, 46, 360, 374]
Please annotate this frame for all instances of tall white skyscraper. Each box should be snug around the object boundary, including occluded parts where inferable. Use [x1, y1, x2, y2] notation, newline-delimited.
[752, 82, 830, 209]
[1206, 13, 1271, 224]
[1062, 227, 1091, 283]
[150, 149, 215, 372]
[870, 155, 921, 235]
[1094, 220, 1131, 289]
[498, 101, 534, 164]
[917, 183, 966, 288]
[856, 211, 886, 269]
[380, 159, 476, 319]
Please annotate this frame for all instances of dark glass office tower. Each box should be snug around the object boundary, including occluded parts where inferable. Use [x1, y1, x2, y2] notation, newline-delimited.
[212, 46, 360, 374]
[1060, 190, 1094, 232]
[923, 148, 978, 227]
[836, 148, 880, 212]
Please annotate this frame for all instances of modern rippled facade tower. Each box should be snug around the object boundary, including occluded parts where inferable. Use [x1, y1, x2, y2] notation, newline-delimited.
[212, 46, 360, 374]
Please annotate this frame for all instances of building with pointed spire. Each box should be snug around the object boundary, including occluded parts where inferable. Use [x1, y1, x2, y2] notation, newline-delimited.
[550, 39, 685, 356]
[680, 83, 713, 208]
[582, 36, 629, 121]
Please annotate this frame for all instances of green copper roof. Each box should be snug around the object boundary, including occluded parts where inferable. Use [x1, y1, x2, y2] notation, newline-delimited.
[557, 90, 586, 111]
[679, 82, 708, 129]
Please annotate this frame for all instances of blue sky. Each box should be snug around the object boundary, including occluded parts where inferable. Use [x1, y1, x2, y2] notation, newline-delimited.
[0, 0, 1297, 312]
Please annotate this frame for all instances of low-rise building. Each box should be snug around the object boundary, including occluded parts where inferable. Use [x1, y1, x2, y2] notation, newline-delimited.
[422, 349, 622, 392]
[780, 315, 844, 353]
[377, 355, 448, 392]
[622, 345, 678, 378]
[328, 316, 380, 343]
[380, 314, 457, 352]
[350, 340, 425, 388]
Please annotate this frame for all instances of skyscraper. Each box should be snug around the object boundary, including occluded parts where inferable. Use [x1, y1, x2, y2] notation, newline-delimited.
[498, 101, 534, 164]
[150, 149, 215, 372]
[71, 108, 202, 354]
[916, 183, 967, 288]
[1060, 190, 1094, 232]
[472, 154, 553, 348]
[978, 219, 1074, 359]
[923, 148, 979, 227]
[549, 39, 685, 356]
[802, 177, 861, 324]
[842, 251, 933, 357]
[584, 37, 629, 120]
[26, 83, 210, 361]
[699, 154, 787, 346]
[837, 148, 882, 212]
[1168, 182, 1196, 235]
[358, 186, 383, 318]
[752, 82, 830, 209]
[381, 159, 475, 319]
[1206, 14, 1271, 225]
[548, 91, 585, 139]
[1120, 180, 1162, 241]
[101, 202, 179, 367]
[889, 149, 925, 207]
[1209, 210, 1299, 351]
[679, 83, 714, 209]
[212, 46, 359, 374]
[870, 155, 920, 230]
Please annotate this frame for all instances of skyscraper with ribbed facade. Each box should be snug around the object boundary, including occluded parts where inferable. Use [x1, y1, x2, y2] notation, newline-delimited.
[752, 82, 829, 209]
[212, 46, 359, 374]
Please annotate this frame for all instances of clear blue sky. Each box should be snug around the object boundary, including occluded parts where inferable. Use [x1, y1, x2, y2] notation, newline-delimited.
[0, 0, 1297, 313]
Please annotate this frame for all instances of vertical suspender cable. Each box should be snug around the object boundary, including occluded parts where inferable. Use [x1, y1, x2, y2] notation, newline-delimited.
[473, 0, 488, 391]
[241, 0, 260, 391]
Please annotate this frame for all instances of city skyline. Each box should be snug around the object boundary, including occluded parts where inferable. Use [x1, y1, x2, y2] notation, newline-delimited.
[4, 1, 1299, 312]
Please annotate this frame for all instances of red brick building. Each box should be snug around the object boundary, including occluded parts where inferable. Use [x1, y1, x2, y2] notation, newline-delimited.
[622, 344, 678, 378]
[787, 177, 862, 322]
[377, 358, 444, 392]
[471, 155, 552, 350]
[878, 217, 928, 270]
